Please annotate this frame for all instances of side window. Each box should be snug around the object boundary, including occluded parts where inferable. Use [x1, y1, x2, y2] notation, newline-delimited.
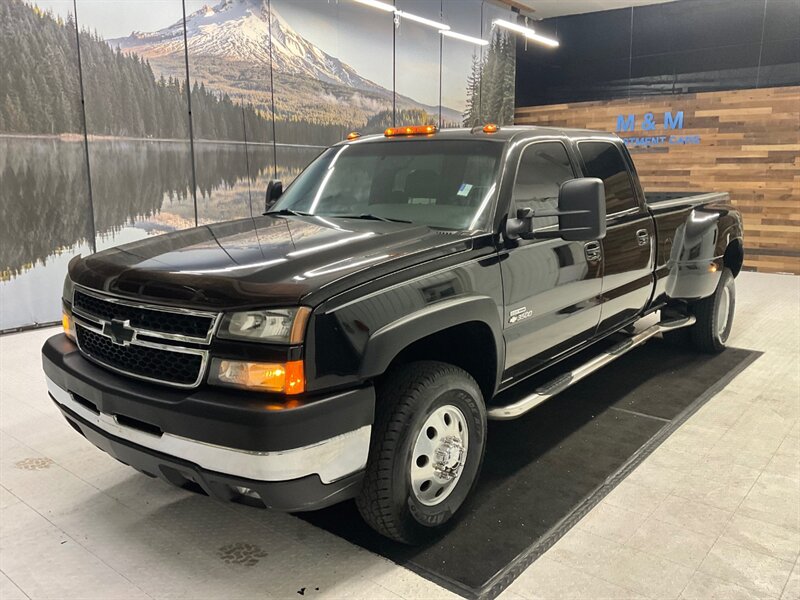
[578, 141, 638, 215]
[512, 142, 575, 227]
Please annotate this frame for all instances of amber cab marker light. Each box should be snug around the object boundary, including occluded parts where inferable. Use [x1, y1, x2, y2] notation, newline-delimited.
[384, 124, 438, 137]
[346, 131, 361, 140]
[483, 123, 499, 133]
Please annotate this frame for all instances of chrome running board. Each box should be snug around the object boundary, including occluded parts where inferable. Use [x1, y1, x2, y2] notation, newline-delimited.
[487, 316, 697, 421]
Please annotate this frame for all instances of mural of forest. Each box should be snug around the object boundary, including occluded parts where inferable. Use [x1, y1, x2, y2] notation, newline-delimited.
[0, 0, 518, 331]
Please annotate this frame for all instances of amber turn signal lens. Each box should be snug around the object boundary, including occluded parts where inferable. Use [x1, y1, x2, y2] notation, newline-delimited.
[210, 358, 305, 395]
[62, 311, 75, 341]
[289, 307, 312, 345]
[283, 360, 305, 395]
[346, 131, 361, 140]
[384, 124, 438, 137]
[483, 123, 499, 133]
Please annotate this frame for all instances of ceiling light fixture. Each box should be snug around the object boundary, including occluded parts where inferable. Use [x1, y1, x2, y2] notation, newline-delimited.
[395, 10, 450, 31]
[493, 18, 559, 47]
[440, 29, 488, 46]
[350, 0, 453, 34]
[351, 0, 395, 12]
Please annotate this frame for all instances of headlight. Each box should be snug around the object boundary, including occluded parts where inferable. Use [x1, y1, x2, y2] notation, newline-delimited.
[63, 274, 75, 305]
[217, 307, 310, 344]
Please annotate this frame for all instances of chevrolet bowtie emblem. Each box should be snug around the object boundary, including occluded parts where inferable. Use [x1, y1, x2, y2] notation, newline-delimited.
[103, 319, 135, 346]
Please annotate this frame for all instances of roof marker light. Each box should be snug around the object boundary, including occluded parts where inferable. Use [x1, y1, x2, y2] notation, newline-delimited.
[440, 30, 489, 46]
[346, 132, 361, 140]
[493, 18, 559, 47]
[384, 124, 438, 137]
[483, 123, 499, 133]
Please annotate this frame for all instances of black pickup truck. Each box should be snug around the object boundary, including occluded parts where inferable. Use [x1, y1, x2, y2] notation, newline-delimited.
[43, 125, 743, 544]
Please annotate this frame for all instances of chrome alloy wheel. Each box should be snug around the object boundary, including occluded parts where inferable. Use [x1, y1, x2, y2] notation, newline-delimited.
[717, 284, 732, 338]
[410, 404, 469, 506]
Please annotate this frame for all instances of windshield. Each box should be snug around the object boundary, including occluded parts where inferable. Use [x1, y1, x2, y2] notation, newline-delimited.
[272, 140, 503, 231]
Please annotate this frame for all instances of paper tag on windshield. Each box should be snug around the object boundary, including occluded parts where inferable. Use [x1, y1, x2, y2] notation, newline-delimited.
[457, 183, 473, 197]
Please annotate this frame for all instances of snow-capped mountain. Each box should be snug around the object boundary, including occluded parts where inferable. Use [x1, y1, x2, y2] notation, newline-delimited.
[111, 0, 383, 93]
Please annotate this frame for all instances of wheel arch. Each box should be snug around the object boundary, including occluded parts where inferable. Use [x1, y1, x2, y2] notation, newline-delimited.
[723, 237, 744, 277]
[360, 296, 503, 401]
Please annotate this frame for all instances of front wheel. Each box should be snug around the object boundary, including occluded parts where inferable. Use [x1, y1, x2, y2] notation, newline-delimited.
[356, 361, 487, 544]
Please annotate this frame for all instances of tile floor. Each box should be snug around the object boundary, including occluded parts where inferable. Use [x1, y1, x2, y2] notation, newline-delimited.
[1, 271, 798, 600]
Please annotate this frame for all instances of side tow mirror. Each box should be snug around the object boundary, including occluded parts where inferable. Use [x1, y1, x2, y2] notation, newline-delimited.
[505, 207, 536, 240]
[265, 180, 283, 212]
[503, 177, 606, 242]
[557, 178, 606, 241]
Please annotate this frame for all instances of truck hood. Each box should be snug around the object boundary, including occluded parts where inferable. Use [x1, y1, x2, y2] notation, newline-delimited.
[69, 215, 471, 310]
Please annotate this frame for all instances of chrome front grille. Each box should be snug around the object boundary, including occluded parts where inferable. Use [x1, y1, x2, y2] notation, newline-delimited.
[70, 286, 220, 388]
[73, 289, 216, 343]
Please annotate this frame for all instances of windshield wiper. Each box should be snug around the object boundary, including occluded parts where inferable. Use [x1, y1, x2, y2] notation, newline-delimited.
[337, 214, 412, 224]
[264, 208, 313, 217]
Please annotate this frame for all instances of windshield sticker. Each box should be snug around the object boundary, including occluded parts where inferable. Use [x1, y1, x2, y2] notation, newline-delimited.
[457, 183, 473, 197]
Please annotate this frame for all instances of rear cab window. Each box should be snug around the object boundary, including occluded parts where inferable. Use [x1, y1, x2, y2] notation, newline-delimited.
[577, 141, 639, 215]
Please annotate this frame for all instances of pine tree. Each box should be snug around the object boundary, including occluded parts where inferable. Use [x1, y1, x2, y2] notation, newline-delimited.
[498, 32, 516, 125]
[463, 52, 482, 127]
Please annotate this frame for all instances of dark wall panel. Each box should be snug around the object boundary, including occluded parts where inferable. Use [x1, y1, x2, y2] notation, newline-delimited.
[630, 0, 764, 56]
[763, 0, 800, 42]
[759, 38, 800, 87]
[554, 9, 631, 62]
[516, 0, 800, 108]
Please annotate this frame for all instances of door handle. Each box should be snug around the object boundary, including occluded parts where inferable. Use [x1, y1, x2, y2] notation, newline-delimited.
[584, 241, 602, 262]
[636, 229, 650, 247]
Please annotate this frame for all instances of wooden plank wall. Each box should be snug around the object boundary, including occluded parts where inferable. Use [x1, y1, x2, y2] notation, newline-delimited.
[515, 86, 800, 274]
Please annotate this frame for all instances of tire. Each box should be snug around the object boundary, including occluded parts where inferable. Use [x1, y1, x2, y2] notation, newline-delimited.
[688, 267, 736, 353]
[356, 361, 487, 544]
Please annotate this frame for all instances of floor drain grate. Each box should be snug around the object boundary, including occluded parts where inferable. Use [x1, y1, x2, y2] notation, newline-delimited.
[216, 542, 268, 567]
[15, 457, 54, 471]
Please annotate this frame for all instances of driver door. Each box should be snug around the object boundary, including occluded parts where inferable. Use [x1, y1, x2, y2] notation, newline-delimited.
[500, 140, 604, 382]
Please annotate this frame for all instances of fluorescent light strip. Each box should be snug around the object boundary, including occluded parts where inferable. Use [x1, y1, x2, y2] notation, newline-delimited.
[395, 10, 450, 31]
[493, 18, 559, 47]
[351, 1, 453, 34]
[440, 29, 488, 46]
[351, 0, 395, 12]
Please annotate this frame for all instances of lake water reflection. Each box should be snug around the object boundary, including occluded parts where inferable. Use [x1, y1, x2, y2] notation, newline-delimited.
[0, 137, 321, 330]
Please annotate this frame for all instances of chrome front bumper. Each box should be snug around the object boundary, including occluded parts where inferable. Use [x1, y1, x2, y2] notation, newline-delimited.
[46, 377, 370, 485]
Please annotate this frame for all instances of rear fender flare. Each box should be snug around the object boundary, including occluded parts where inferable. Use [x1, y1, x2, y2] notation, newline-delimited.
[666, 208, 739, 301]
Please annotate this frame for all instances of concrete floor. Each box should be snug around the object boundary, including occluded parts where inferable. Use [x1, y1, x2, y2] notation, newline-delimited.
[1, 271, 798, 600]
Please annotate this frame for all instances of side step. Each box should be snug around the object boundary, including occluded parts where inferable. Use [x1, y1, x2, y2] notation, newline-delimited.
[487, 316, 696, 421]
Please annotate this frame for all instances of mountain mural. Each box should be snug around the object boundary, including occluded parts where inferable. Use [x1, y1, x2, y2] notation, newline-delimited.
[110, 0, 462, 129]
